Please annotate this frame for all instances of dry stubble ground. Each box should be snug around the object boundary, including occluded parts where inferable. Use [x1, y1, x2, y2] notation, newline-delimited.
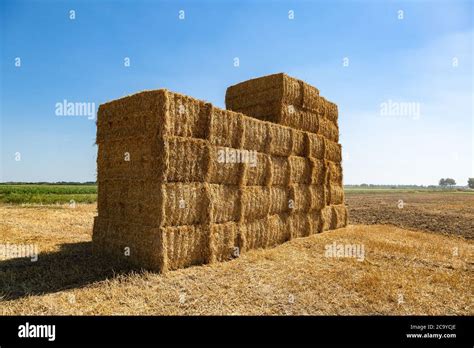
[346, 191, 474, 239]
[0, 193, 473, 315]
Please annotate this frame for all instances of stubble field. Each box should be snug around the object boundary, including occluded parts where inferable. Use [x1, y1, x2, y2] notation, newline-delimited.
[0, 191, 472, 315]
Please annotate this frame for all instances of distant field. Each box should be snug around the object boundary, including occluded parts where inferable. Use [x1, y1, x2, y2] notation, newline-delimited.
[0, 185, 97, 204]
[346, 192, 474, 239]
[344, 188, 473, 194]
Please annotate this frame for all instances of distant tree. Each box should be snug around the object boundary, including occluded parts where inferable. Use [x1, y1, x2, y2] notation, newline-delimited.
[445, 178, 456, 186]
[439, 178, 446, 187]
[360, 183, 368, 187]
[468, 178, 474, 189]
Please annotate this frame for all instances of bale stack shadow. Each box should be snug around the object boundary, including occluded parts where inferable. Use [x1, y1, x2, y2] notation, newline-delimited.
[0, 242, 134, 301]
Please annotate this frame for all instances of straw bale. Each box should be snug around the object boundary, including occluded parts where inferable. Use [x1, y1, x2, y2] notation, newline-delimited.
[319, 117, 339, 142]
[160, 182, 204, 226]
[96, 90, 165, 143]
[321, 206, 335, 232]
[308, 210, 323, 234]
[270, 156, 291, 186]
[162, 183, 241, 226]
[309, 158, 327, 185]
[207, 145, 244, 185]
[163, 136, 208, 183]
[268, 123, 294, 156]
[209, 108, 243, 149]
[208, 184, 242, 224]
[238, 216, 268, 251]
[161, 219, 246, 268]
[241, 116, 270, 153]
[309, 185, 326, 210]
[240, 186, 271, 221]
[269, 186, 291, 215]
[92, 217, 164, 270]
[332, 204, 348, 229]
[225, 73, 288, 99]
[324, 139, 342, 162]
[167, 91, 208, 139]
[96, 110, 149, 143]
[287, 213, 310, 238]
[307, 133, 325, 159]
[97, 136, 157, 181]
[240, 214, 289, 251]
[323, 98, 339, 124]
[209, 221, 239, 262]
[227, 88, 285, 113]
[320, 204, 348, 231]
[327, 161, 343, 185]
[285, 185, 326, 213]
[281, 105, 319, 134]
[225, 73, 320, 110]
[291, 128, 307, 156]
[99, 180, 157, 223]
[162, 224, 208, 270]
[244, 152, 268, 186]
[266, 214, 290, 246]
[289, 156, 312, 184]
[240, 186, 292, 222]
[328, 183, 345, 205]
[292, 185, 312, 212]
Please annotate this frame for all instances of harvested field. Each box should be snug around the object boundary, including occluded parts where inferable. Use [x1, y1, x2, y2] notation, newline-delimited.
[0, 203, 472, 315]
[346, 191, 474, 239]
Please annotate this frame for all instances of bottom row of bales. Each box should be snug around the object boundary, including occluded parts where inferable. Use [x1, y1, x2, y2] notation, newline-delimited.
[93, 204, 347, 272]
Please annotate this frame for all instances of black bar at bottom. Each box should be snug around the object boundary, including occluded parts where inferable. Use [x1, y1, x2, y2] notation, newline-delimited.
[0, 316, 471, 346]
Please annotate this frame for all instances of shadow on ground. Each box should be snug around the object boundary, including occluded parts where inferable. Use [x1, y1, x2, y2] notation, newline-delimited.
[0, 242, 136, 301]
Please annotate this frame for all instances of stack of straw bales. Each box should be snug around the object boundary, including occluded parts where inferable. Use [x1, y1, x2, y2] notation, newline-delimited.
[93, 74, 347, 272]
[226, 73, 346, 232]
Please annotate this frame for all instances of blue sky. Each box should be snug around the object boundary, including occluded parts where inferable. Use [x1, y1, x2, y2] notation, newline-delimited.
[1, 0, 472, 185]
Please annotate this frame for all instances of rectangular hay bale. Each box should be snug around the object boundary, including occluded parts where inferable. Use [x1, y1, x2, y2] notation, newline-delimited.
[321, 204, 348, 231]
[225, 73, 320, 110]
[92, 217, 164, 270]
[327, 183, 345, 205]
[239, 214, 290, 251]
[327, 161, 343, 185]
[307, 133, 325, 159]
[332, 204, 348, 229]
[324, 139, 342, 162]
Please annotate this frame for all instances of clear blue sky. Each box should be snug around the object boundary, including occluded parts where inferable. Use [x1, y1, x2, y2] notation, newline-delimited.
[1, 0, 472, 185]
